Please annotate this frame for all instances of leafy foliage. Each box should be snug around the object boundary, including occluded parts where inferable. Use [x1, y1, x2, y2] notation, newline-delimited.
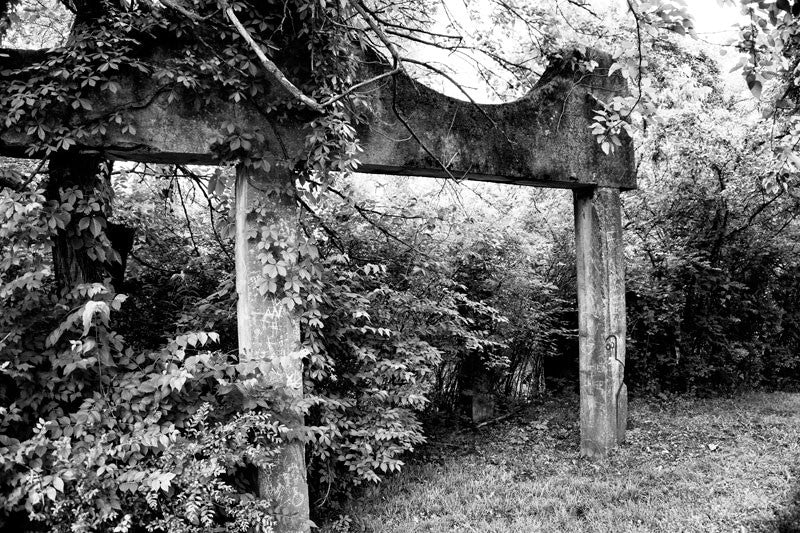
[624, 41, 800, 392]
[4, 0, 800, 531]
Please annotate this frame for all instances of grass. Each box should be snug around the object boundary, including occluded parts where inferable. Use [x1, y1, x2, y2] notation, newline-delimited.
[320, 392, 800, 533]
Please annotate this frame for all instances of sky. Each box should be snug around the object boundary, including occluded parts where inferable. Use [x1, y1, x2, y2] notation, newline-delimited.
[690, 0, 744, 36]
[682, 0, 751, 97]
[417, 0, 749, 102]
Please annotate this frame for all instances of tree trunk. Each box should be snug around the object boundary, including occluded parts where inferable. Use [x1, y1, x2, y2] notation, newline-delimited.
[47, 152, 133, 291]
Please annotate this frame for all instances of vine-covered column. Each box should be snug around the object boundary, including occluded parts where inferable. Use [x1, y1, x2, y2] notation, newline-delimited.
[47, 152, 134, 292]
[234, 165, 309, 532]
[573, 186, 627, 459]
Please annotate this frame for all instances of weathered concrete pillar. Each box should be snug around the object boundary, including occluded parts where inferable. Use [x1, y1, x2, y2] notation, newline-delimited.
[573, 186, 627, 459]
[235, 165, 309, 532]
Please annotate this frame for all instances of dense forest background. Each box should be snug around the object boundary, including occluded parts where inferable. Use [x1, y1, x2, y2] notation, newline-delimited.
[2, 0, 800, 531]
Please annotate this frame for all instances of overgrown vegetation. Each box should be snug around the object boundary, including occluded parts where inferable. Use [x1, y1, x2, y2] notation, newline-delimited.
[2, 0, 800, 531]
[321, 393, 800, 533]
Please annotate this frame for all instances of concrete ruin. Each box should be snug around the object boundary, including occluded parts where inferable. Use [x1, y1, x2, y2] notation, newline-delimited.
[1, 38, 635, 532]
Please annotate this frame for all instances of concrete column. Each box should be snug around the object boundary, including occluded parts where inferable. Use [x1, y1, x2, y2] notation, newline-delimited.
[573, 186, 627, 459]
[235, 166, 309, 532]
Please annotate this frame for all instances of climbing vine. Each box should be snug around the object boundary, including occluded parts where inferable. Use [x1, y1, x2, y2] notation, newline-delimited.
[0, 0, 486, 529]
[3, 0, 783, 530]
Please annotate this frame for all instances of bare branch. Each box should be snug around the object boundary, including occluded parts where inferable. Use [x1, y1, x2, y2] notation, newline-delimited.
[351, 0, 404, 67]
[389, 76, 457, 182]
[566, 0, 599, 18]
[20, 158, 47, 190]
[625, 0, 644, 113]
[174, 174, 201, 257]
[320, 66, 402, 107]
[152, 0, 207, 21]
[220, 1, 324, 112]
[307, 175, 427, 255]
[295, 193, 347, 255]
[176, 164, 234, 264]
[355, 6, 462, 42]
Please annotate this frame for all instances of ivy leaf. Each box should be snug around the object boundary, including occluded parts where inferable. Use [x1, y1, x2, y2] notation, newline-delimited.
[89, 217, 102, 237]
[748, 79, 762, 99]
[81, 301, 109, 336]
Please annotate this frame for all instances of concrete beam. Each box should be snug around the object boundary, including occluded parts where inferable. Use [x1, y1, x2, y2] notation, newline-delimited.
[356, 52, 635, 189]
[0, 48, 635, 189]
[234, 165, 309, 533]
[574, 186, 627, 458]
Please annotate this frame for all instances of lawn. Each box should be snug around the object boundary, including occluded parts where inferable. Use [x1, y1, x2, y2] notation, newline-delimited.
[320, 392, 800, 533]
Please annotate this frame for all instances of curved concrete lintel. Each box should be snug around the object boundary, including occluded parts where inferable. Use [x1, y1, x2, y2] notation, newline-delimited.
[0, 47, 635, 189]
[356, 48, 635, 189]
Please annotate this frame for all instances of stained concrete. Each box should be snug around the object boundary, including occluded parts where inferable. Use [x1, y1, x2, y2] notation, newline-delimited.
[574, 187, 627, 458]
[235, 166, 310, 532]
[0, 47, 635, 189]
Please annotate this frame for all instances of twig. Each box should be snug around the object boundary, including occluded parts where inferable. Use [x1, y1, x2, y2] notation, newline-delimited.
[155, 0, 212, 21]
[318, 177, 427, 255]
[177, 165, 234, 263]
[625, 0, 644, 114]
[174, 176, 201, 256]
[129, 249, 174, 273]
[295, 193, 347, 254]
[0, 158, 46, 191]
[319, 67, 402, 107]
[469, 407, 525, 432]
[364, 3, 510, 138]
[351, 0, 404, 68]
[566, 0, 599, 18]
[390, 77, 457, 182]
[20, 158, 46, 190]
[352, 5, 462, 41]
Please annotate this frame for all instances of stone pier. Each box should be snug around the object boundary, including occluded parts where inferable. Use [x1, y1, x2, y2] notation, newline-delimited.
[235, 166, 309, 532]
[574, 187, 627, 458]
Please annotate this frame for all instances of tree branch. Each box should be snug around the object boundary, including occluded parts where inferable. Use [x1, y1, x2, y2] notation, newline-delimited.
[625, 0, 644, 113]
[308, 175, 426, 256]
[220, 1, 324, 112]
[152, 0, 208, 21]
[351, 0, 404, 68]
[176, 164, 234, 264]
[295, 193, 347, 255]
[319, 66, 402, 107]
[174, 175, 201, 256]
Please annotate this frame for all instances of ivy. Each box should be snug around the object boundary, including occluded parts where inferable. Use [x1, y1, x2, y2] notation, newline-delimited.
[4, 0, 758, 530]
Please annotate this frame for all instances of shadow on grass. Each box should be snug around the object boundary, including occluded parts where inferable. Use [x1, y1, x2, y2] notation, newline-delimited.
[763, 465, 800, 533]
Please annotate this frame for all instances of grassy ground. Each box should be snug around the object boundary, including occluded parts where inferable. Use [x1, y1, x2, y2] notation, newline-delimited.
[320, 392, 800, 533]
